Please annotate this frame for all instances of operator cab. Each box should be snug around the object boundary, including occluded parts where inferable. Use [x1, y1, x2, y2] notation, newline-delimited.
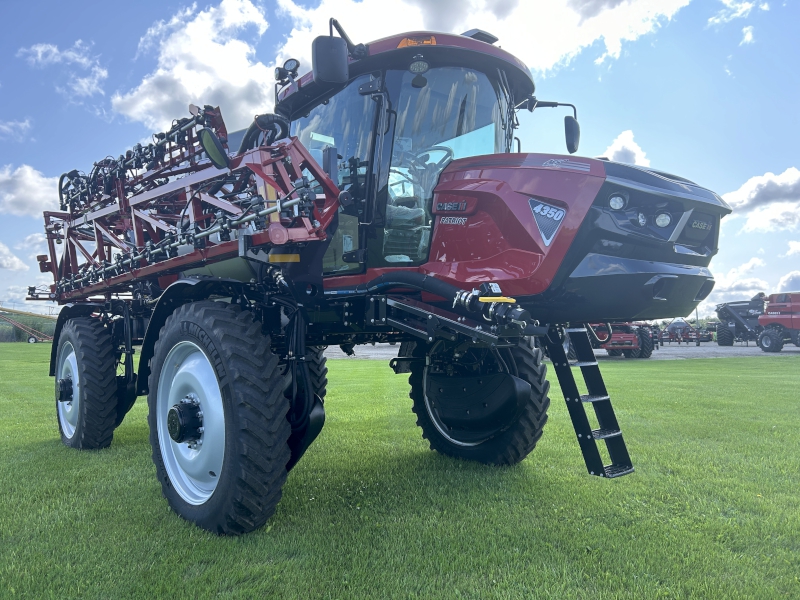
[273, 23, 558, 280]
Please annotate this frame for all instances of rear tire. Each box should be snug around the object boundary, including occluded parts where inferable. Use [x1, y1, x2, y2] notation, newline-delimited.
[409, 338, 550, 465]
[717, 326, 734, 346]
[606, 349, 622, 357]
[758, 329, 784, 353]
[148, 301, 291, 535]
[638, 330, 654, 358]
[28, 336, 37, 343]
[55, 318, 118, 449]
[623, 345, 642, 358]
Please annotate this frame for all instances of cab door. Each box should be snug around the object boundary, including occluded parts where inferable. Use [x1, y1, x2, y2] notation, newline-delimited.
[290, 74, 380, 277]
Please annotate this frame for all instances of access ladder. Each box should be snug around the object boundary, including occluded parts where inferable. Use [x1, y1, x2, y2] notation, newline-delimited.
[544, 326, 634, 478]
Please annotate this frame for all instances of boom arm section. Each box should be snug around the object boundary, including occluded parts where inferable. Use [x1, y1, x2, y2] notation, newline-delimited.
[30, 106, 340, 304]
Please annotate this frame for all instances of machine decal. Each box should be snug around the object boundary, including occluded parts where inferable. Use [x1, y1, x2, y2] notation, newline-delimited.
[541, 158, 591, 172]
[529, 199, 566, 247]
[436, 201, 468, 211]
[440, 216, 467, 225]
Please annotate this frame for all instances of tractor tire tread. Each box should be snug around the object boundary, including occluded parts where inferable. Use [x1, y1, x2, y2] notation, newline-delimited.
[148, 301, 291, 535]
[57, 317, 118, 449]
[409, 338, 550, 466]
[717, 326, 734, 346]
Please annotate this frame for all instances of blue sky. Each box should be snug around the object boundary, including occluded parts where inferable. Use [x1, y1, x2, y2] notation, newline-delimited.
[0, 0, 798, 316]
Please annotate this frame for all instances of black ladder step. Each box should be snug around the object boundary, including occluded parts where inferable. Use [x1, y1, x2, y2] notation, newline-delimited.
[570, 361, 598, 367]
[603, 464, 635, 478]
[580, 394, 609, 403]
[592, 428, 622, 440]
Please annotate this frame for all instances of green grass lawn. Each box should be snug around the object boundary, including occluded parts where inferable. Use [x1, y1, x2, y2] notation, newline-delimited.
[1, 344, 798, 599]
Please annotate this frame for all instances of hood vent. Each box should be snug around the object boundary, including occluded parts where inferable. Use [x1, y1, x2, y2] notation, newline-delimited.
[461, 29, 498, 44]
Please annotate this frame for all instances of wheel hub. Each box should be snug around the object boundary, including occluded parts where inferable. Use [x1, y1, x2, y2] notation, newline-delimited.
[167, 395, 204, 444]
[57, 376, 73, 403]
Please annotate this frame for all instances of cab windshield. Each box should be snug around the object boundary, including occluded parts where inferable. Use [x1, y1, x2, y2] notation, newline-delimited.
[377, 66, 513, 265]
[288, 66, 515, 272]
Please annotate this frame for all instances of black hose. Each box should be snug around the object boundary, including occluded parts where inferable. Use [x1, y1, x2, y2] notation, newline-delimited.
[237, 114, 290, 155]
[58, 173, 69, 209]
[352, 271, 462, 303]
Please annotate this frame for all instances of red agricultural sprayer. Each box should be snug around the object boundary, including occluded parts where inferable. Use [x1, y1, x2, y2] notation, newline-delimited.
[29, 20, 730, 534]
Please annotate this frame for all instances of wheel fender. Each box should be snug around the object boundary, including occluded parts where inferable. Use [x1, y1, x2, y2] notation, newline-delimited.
[49, 303, 103, 376]
[136, 277, 251, 396]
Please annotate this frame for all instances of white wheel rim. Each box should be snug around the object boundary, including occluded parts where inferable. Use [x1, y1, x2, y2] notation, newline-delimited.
[157, 341, 225, 505]
[56, 342, 80, 439]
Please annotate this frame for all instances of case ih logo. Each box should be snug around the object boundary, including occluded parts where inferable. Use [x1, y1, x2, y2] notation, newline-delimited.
[541, 158, 591, 172]
[691, 220, 712, 231]
[440, 216, 467, 225]
[436, 201, 467, 211]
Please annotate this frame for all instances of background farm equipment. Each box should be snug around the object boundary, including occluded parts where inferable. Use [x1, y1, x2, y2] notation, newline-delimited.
[29, 21, 730, 534]
[660, 318, 710, 346]
[715, 292, 766, 346]
[0, 307, 55, 343]
[590, 322, 655, 358]
[757, 291, 800, 352]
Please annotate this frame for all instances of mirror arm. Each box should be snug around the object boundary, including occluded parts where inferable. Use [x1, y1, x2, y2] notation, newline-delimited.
[521, 96, 578, 119]
[329, 18, 368, 59]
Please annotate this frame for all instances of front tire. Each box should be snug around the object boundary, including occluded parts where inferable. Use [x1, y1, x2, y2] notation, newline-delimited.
[409, 338, 550, 465]
[55, 317, 118, 449]
[28, 336, 37, 343]
[606, 349, 622, 357]
[148, 301, 291, 535]
[758, 329, 784, 353]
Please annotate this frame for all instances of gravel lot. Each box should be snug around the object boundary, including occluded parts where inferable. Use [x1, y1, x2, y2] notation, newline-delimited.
[324, 341, 800, 361]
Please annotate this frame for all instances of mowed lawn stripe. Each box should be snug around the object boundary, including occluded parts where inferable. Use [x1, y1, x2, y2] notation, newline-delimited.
[1, 344, 798, 599]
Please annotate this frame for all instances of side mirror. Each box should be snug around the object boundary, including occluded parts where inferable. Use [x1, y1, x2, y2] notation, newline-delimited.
[312, 36, 349, 85]
[565, 116, 580, 154]
[198, 128, 230, 170]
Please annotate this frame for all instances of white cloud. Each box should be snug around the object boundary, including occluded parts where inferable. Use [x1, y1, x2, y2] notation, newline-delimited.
[15, 233, 47, 261]
[1, 285, 31, 305]
[778, 270, 800, 292]
[18, 40, 95, 68]
[740, 25, 754, 44]
[723, 167, 800, 231]
[278, 0, 691, 72]
[783, 241, 800, 257]
[0, 165, 60, 218]
[113, 0, 692, 131]
[0, 119, 32, 141]
[601, 130, 650, 166]
[15, 233, 46, 250]
[0, 242, 29, 271]
[17, 39, 107, 97]
[708, 1, 755, 25]
[112, 0, 272, 132]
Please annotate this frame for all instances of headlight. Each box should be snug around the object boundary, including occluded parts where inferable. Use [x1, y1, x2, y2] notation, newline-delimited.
[609, 194, 626, 210]
[655, 213, 671, 228]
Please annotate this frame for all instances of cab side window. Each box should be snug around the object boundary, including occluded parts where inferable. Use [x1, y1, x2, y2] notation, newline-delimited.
[292, 75, 377, 274]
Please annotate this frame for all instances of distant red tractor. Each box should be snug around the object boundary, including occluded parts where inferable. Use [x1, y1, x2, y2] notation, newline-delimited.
[592, 323, 655, 359]
[758, 292, 800, 352]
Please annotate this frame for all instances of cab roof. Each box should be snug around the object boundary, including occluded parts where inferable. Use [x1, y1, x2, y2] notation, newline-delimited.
[275, 30, 535, 121]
